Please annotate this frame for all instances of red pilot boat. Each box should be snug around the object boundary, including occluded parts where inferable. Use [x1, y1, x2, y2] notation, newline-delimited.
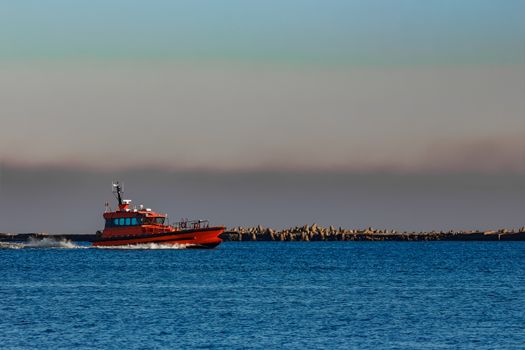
[93, 182, 225, 248]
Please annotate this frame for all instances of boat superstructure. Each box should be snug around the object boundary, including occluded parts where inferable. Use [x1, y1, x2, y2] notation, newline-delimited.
[93, 182, 224, 248]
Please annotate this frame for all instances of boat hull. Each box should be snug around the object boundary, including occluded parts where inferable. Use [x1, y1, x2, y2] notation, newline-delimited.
[92, 227, 224, 249]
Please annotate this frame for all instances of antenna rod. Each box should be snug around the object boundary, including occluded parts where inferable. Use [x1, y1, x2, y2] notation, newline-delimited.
[113, 182, 123, 206]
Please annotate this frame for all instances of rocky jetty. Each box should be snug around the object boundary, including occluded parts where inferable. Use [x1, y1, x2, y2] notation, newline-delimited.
[220, 224, 525, 241]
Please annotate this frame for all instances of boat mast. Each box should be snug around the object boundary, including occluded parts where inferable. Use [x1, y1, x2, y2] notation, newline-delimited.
[112, 181, 124, 206]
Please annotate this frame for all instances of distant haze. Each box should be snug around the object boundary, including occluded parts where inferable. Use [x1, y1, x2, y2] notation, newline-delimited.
[1, 165, 524, 234]
[1, 63, 524, 173]
[0, 1, 524, 232]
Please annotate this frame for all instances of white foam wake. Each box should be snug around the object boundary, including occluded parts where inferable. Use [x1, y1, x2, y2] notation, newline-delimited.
[0, 242, 25, 249]
[0, 237, 87, 249]
[94, 243, 192, 250]
[0, 237, 192, 250]
[25, 237, 87, 249]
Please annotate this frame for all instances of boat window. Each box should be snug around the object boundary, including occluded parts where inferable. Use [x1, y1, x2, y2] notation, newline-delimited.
[141, 217, 164, 225]
[106, 217, 144, 227]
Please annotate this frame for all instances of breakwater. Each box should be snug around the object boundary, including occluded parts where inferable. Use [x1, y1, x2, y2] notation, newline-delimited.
[2, 224, 525, 243]
[221, 224, 525, 241]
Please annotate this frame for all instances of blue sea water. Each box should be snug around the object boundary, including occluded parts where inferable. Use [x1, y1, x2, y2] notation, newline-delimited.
[1, 241, 524, 349]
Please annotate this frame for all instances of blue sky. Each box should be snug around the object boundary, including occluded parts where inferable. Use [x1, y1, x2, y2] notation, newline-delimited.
[1, 0, 524, 64]
[0, 0, 523, 173]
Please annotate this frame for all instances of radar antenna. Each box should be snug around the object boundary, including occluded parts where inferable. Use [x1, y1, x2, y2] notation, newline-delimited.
[112, 181, 124, 206]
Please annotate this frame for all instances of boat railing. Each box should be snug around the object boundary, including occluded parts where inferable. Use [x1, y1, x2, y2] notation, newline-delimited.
[172, 219, 210, 230]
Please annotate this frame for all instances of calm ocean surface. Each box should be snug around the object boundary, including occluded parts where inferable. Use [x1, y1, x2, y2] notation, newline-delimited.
[1, 241, 524, 349]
